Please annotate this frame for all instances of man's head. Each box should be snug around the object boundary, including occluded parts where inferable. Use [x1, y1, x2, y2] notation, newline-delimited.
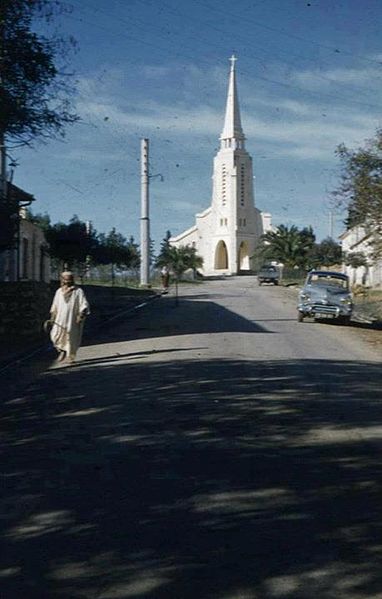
[60, 271, 74, 287]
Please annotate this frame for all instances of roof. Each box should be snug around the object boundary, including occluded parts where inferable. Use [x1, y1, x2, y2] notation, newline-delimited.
[309, 270, 348, 279]
[7, 183, 35, 206]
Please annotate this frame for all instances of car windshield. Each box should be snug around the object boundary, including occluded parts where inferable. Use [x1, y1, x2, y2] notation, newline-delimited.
[308, 274, 348, 290]
[262, 266, 276, 271]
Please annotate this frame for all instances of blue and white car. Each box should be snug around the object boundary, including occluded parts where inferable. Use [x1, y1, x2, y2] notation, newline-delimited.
[298, 270, 353, 324]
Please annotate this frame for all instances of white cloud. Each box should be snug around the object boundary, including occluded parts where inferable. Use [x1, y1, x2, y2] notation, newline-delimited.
[292, 65, 382, 94]
[73, 60, 382, 166]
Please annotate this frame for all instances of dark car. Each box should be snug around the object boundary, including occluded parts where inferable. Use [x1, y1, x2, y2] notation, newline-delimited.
[297, 270, 353, 324]
[258, 265, 280, 286]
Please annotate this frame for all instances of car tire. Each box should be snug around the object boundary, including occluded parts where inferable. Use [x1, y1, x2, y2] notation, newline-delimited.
[258, 280, 262, 286]
[340, 316, 351, 326]
[297, 311, 304, 322]
[274, 280, 279, 286]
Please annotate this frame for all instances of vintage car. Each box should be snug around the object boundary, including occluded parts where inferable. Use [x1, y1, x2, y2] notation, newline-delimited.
[258, 265, 280, 285]
[297, 270, 353, 324]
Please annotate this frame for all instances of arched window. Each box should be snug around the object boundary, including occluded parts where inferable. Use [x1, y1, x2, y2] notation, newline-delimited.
[214, 240, 228, 270]
[238, 241, 250, 271]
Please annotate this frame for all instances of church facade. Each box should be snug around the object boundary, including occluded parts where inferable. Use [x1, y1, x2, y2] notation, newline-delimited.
[170, 56, 271, 276]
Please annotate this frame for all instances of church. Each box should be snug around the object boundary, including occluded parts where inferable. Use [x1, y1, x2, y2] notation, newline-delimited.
[170, 56, 272, 276]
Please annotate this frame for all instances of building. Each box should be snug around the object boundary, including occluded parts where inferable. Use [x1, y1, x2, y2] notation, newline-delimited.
[0, 184, 50, 282]
[339, 224, 382, 287]
[170, 56, 271, 276]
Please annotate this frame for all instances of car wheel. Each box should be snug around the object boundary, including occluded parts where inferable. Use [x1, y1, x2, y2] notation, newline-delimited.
[340, 316, 351, 325]
[258, 281, 262, 286]
[274, 280, 279, 286]
[297, 311, 304, 322]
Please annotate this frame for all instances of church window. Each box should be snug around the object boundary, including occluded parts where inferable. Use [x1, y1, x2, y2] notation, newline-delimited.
[220, 218, 223, 226]
[240, 164, 245, 206]
[222, 164, 227, 205]
[225, 218, 228, 226]
[243, 218, 246, 226]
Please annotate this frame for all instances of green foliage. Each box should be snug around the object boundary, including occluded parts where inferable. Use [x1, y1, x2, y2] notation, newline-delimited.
[162, 245, 203, 278]
[94, 228, 135, 285]
[25, 210, 51, 232]
[258, 224, 316, 269]
[95, 229, 130, 266]
[334, 129, 382, 257]
[0, 0, 78, 146]
[344, 251, 368, 269]
[308, 237, 342, 269]
[127, 236, 140, 271]
[160, 244, 203, 304]
[45, 215, 97, 271]
[155, 230, 172, 267]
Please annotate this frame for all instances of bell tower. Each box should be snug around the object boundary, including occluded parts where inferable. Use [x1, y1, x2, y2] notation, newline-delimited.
[210, 56, 263, 274]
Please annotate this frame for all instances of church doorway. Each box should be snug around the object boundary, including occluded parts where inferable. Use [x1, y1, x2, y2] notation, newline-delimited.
[215, 240, 228, 269]
[238, 241, 250, 270]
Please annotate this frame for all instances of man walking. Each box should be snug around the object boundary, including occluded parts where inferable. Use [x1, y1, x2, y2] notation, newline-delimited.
[49, 271, 90, 363]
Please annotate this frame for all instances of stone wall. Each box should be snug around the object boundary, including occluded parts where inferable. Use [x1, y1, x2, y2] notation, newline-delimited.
[0, 282, 55, 337]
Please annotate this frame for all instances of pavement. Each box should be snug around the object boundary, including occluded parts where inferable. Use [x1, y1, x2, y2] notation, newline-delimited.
[1, 277, 382, 599]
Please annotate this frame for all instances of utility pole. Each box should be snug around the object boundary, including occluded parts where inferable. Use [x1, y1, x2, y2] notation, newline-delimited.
[140, 138, 150, 287]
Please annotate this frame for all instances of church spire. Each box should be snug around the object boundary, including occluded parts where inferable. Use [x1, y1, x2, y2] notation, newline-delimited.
[220, 55, 245, 149]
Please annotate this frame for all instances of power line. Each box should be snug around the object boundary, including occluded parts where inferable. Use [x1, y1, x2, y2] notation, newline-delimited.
[138, 0, 382, 97]
[63, 4, 382, 112]
[192, 0, 382, 68]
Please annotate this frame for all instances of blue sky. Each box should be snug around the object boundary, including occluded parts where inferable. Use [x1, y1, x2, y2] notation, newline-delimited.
[11, 0, 382, 247]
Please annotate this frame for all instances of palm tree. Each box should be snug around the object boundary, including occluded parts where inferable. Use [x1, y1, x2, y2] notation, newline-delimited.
[260, 225, 315, 269]
[163, 245, 203, 305]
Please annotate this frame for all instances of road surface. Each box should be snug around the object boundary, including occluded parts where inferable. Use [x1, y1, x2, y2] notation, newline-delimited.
[1, 277, 382, 598]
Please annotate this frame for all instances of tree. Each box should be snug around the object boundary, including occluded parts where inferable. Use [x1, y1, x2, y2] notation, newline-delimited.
[162, 245, 203, 305]
[258, 224, 315, 269]
[333, 129, 382, 257]
[25, 209, 51, 232]
[45, 215, 97, 274]
[94, 228, 133, 285]
[0, 0, 78, 148]
[155, 230, 172, 267]
[308, 237, 342, 269]
[126, 236, 140, 273]
[344, 251, 367, 269]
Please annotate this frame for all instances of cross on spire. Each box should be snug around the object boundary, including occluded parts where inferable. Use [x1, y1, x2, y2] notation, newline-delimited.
[220, 55, 244, 146]
[230, 54, 237, 69]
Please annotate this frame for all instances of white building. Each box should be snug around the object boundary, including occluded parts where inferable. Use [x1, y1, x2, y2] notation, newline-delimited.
[340, 224, 382, 287]
[170, 56, 271, 276]
[0, 185, 50, 283]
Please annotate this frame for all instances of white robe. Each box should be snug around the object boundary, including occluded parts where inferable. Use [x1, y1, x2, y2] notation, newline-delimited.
[50, 287, 90, 357]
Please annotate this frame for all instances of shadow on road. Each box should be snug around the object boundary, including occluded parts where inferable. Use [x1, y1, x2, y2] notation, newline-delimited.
[1, 356, 382, 598]
[82, 297, 271, 348]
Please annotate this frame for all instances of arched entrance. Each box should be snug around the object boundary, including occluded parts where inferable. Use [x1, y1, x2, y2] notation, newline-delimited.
[238, 241, 250, 270]
[214, 240, 228, 269]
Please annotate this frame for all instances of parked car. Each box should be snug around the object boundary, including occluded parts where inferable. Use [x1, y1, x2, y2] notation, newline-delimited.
[258, 265, 280, 286]
[297, 270, 353, 324]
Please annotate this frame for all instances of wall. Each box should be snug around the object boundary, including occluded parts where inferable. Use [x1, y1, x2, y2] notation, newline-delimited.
[0, 218, 50, 282]
[340, 225, 382, 288]
[0, 282, 54, 337]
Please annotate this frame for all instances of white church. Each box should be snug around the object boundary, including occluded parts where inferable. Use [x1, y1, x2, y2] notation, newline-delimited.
[170, 56, 272, 276]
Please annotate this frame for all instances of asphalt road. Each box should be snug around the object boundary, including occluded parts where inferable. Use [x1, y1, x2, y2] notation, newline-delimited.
[1, 277, 382, 599]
